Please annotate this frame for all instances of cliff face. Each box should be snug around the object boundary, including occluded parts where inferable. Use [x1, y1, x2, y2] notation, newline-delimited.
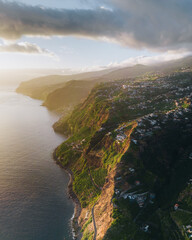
[54, 81, 139, 239]
[16, 75, 68, 100]
[55, 120, 137, 239]
[15, 57, 192, 239]
[82, 122, 137, 240]
[43, 80, 97, 111]
[53, 84, 110, 135]
[54, 69, 192, 240]
[104, 107, 192, 240]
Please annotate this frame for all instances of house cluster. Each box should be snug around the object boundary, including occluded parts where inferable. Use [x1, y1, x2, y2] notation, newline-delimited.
[70, 140, 85, 151]
[116, 133, 127, 142]
[131, 102, 192, 143]
[95, 71, 192, 126]
[120, 190, 155, 208]
[114, 124, 129, 143]
[131, 113, 161, 141]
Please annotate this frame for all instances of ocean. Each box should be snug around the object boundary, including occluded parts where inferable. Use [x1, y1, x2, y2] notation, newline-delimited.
[0, 85, 73, 240]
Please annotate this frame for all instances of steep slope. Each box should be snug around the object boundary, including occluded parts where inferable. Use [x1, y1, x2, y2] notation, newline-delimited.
[16, 75, 68, 100]
[43, 79, 98, 112]
[54, 69, 192, 240]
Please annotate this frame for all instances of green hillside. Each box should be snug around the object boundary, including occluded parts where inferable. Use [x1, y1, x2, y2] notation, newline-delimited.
[53, 66, 192, 239]
[43, 79, 98, 112]
[16, 57, 192, 239]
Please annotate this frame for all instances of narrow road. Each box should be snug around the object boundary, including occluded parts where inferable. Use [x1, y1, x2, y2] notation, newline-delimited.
[92, 203, 97, 240]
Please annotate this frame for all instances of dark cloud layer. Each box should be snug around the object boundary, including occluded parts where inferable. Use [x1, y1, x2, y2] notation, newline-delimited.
[0, 0, 192, 50]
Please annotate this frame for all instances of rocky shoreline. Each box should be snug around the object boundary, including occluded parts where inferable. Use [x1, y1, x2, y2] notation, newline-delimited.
[53, 150, 82, 240]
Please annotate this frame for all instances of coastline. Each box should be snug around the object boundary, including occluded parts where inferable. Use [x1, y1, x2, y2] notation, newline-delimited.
[15, 86, 82, 239]
[53, 150, 82, 240]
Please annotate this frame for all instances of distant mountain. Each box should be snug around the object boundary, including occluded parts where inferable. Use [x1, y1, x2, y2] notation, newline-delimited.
[17, 56, 192, 112]
[101, 63, 148, 81]
[16, 68, 114, 100]
[100, 56, 192, 81]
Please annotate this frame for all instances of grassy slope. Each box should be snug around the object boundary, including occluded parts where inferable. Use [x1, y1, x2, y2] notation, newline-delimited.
[54, 85, 110, 207]
[43, 80, 98, 111]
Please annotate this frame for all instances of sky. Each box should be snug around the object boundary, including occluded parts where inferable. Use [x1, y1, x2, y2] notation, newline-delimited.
[0, 0, 191, 72]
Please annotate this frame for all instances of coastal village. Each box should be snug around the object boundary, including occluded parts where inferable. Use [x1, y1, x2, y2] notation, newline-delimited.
[53, 69, 192, 240]
[95, 71, 192, 239]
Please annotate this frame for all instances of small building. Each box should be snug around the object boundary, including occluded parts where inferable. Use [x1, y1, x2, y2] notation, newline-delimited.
[141, 224, 149, 232]
[143, 225, 149, 232]
[115, 189, 120, 195]
[131, 139, 138, 144]
[135, 180, 141, 186]
[174, 203, 179, 210]
[129, 168, 135, 173]
[116, 176, 122, 181]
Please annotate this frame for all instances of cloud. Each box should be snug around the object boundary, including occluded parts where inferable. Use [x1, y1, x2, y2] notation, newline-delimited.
[77, 50, 192, 72]
[0, 42, 54, 56]
[105, 51, 192, 68]
[0, 1, 119, 39]
[0, 0, 192, 51]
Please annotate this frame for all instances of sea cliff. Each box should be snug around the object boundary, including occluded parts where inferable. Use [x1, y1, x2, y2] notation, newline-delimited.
[52, 71, 192, 240]
[16, 60, 192, 239]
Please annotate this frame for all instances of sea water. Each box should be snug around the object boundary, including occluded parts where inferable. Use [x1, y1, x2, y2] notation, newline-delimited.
[0, 85, 73, 240]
